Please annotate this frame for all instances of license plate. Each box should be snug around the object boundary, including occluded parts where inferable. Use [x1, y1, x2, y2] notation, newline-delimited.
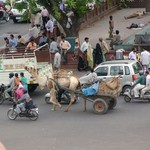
[16, 17, 21, 20]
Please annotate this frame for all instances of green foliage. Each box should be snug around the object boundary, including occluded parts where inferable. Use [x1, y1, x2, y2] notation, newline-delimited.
[118, 0, 128, 8]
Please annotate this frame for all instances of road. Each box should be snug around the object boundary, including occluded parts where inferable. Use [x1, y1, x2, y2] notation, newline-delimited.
[0, 20, 30, 48]
[1, 85, 150, 150]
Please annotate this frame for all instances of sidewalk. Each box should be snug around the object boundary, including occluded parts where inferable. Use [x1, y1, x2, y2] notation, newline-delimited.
[79, 8, 150, 48]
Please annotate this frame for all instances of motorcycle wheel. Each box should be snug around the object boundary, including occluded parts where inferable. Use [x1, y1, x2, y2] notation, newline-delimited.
[28, 110, 38, 121]
[124, 95, 131, 103]
[7, 108, 18, 120]
[0, 94, 4, 105]
[5, 13, 9, 22]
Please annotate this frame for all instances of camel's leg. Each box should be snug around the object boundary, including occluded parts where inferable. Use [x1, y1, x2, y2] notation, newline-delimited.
[64, 92, 74, 112]
[83, 98, 87, 112]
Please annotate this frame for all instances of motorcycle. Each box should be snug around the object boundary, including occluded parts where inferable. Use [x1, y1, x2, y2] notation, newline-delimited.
[45, 90, 78, 104]
[0, 8, 9, 22]
[124, 83, 150, 103]
[7, 103, 39, 121]
[0, 84, 14, 104]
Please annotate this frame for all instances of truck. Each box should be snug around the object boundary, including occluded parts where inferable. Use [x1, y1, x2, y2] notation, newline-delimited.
[0, 51, 39, 92]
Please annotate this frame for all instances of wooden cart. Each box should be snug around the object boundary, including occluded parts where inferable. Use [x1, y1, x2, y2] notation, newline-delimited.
[50, 76, 121, 114]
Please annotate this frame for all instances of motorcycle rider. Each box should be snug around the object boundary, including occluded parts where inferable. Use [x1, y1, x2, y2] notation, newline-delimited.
[15, 89, 33, 114]
[133, 70, 146, 98]
[141, 71, 150, 98]
[4, 72, 15, 97]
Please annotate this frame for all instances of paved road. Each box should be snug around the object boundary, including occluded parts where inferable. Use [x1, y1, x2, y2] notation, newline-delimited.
[0, 20, 30, 48]
[1, 84, 150, 150]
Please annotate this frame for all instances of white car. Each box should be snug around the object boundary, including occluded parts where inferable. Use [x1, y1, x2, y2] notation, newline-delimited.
[10, 0, 28, 23]
[80, 60, 143, 93]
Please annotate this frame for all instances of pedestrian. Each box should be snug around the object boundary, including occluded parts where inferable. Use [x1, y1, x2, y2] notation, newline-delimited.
[110, 30, 122, 50]
[50, 37, 59, 53]
[9, 34, 18, 47]
[78, 52, 87, 71]
[41, 7, 49, 28]
[17, 35, 25, 46]
[45, 18, 54, 39]
[25, 37, 38, 52]
[141, 71, 150, 98]
[53, 49, 61, 71]
[140, 48, 150, 71]
[4, 37, 9, 48]
[39, 32, 48, 46]
[59, 36, 71, 63]
[94, 42, 103, 67]
[128, 48, 137, 60]
[109, 15, 114, 39]
[99, 38, 109, 61]
[80, 37, 89, 53]
[72, 41, 80, 60]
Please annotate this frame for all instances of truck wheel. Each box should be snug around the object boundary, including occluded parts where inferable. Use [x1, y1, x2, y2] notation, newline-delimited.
[0, 95, 4, 105]
[93, 98, 108, 114]
[124, 95, 131, 103]
[109, 98, 117, 109]
[28, 84, 38, 93]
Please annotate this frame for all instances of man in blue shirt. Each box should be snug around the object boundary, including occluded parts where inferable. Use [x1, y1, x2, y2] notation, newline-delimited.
[9, 34, 18, 47]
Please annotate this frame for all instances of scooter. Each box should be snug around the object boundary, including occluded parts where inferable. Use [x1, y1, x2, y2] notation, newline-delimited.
[124, 83, 150, 103]
[7, 103, 39, 121]
[0, 8, 9, 22]
[45, 90, 78, 104]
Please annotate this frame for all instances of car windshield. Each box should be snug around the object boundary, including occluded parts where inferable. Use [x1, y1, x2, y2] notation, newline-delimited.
[132, 62, 143, 74]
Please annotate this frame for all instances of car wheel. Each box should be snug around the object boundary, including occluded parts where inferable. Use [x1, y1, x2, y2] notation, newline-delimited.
[13, 18, 18, 23]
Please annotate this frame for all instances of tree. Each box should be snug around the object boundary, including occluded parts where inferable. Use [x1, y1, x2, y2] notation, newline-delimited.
[14, 0, 102, 37]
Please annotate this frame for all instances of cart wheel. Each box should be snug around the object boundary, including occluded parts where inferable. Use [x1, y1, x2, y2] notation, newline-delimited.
[93, 98, 108, 114]
[124, 95, 131, 103]
[109, 98, 117, 110]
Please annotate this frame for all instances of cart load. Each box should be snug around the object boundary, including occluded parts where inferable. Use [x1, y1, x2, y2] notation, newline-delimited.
[99, 76, 121, 96]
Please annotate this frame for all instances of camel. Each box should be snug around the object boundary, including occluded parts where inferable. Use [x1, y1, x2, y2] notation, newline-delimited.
[25, 66, 80, 112]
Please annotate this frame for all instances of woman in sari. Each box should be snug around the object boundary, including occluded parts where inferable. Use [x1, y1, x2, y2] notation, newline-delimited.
[94, 43, 103, 67]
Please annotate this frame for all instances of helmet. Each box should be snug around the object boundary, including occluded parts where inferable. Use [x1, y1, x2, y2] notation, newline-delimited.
[9, 72, 14, 78]
[139, 70, 144, 76]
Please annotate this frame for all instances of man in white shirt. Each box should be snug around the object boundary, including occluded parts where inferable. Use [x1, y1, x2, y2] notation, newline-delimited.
[45, 18, 54, 39]
[80, 37, 89, 53]
[128, 48, 137, 60]
[141, 71, 150, 98]
[140, 48, 150, 70]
